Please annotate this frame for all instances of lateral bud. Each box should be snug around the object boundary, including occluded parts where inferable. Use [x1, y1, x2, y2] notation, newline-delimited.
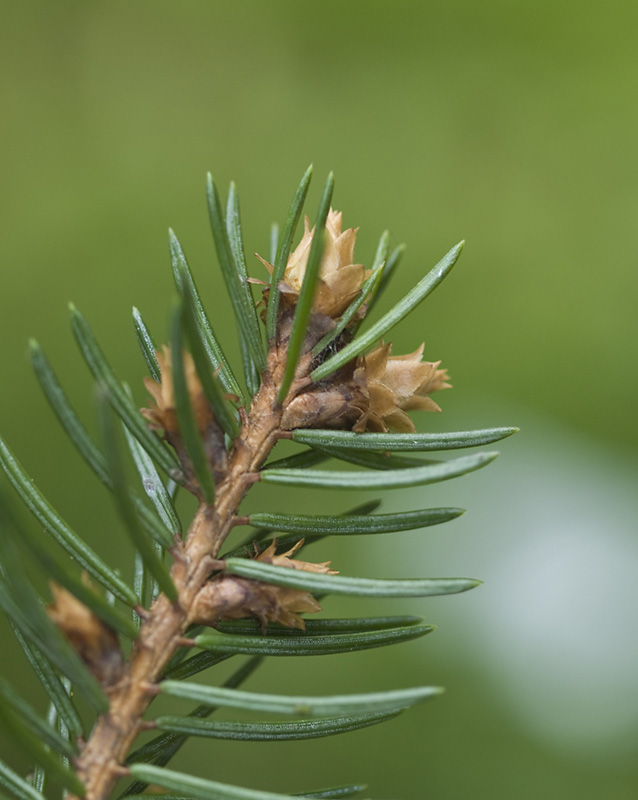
[47, 581, 124, 688]
[190, 540, 338, 631]
[281, 341, 450, 433]
[141, 345, 228, 484]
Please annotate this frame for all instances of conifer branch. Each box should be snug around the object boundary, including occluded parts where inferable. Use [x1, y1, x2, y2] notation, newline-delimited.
[0, 170, 515, 800]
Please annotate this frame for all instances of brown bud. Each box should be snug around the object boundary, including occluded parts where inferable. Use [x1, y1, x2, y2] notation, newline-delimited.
[256, 539, 338, 576]
[280, 383, 368, 431]
[190, 540, 338, 631]
[141, 345, 228, 485]
[259, 210, 369, 318]
[141, 346, 215, 436]
[352, 342, 451, 433]
[47, 582, 123, 687]
[280, 341, 450, 434]
[191, 574, 322, 631]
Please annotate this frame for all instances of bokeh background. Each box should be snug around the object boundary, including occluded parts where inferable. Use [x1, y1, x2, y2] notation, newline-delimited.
[1, 1, 637, 798]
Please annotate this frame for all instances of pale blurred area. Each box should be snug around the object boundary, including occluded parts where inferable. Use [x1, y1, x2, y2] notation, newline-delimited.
[1, 1, 637, 797]
[370, 404, 638, 757]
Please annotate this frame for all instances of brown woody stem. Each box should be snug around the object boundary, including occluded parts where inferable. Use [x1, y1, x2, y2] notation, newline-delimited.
[74, 363, 295, 800]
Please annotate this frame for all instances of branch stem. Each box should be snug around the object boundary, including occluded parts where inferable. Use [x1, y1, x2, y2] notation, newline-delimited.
[75, 371, 285, 800]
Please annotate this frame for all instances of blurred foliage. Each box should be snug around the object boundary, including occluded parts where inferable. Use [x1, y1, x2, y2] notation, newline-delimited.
[1, 1, 636, 798]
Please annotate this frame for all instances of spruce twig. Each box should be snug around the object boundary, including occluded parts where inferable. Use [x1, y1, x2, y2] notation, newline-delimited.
[0, 171, 515, 800]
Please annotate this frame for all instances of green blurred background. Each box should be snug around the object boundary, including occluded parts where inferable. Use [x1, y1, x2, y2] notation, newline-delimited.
[1, 1, 637, 797]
